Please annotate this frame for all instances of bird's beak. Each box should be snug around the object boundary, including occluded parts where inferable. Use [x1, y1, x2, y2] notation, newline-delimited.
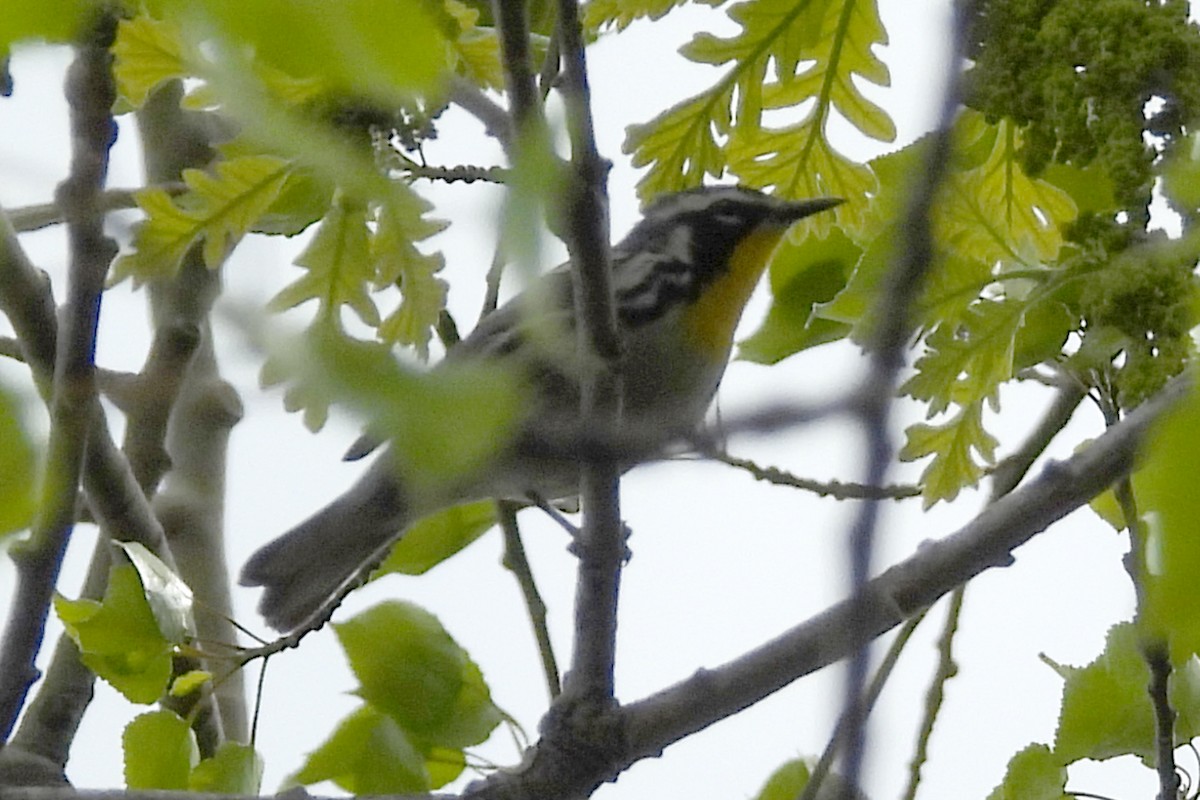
[772, 196, 844, 224]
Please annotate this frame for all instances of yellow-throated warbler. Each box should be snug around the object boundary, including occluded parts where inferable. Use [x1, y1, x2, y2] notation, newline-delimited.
[241, 186, 842, 632]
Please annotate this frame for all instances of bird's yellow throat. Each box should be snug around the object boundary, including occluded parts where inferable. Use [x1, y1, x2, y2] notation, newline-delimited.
[684, 225, 789, 354]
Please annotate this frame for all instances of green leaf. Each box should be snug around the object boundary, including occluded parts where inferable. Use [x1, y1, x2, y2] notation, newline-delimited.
[985, 744, 1067, 800]
[939, 119, 1076, 268]
[750, 758, 863, 800]
[112, 15, 189, 109]
[752, 758, 811, 800]
[902, 299, 1022, 416]
[335, 602, 502, 751]
[123, 710, 198, 790]
[197, 0, 445, 103]
[249, 167, 334, 237]
[813, 221, 897, 334]
[269, 193, 379, 327]
[0, 0, 90, 55]
[376, 501, 498, 577]
[916, 253, 996, 335]
[444, 0, 506, 90]
[1053, 622, 1200, 763]
[1087, 478, 1127, 531]
[290, 705, 429, 794]
[1163, 132, 1200, 213]
[212, 142, 338, 236]
[112, 155, 291, 285]
[417, 659, 504, 750]
[112, 541, 194, 644]
[0, 381, 36, 537]
[55, 564, 173, 704]
[424, 746, 467, 789]
[335, 602, 467, 735]
[738, 124, 874, 225]
[899, 401, 998, 507]
[1141, 383, 1200, 658]
[622, 0, 891, 204]
[624, 88, 732, 200]
[1011, 299, 1073, 371]
[720, 0, 891, 215]
[169, 670, 212, 698]
[267, 322, 523, 486]
[738, 226, 859, 363]
[1040, 162, 1117, 216]
[373, 191, 450, 361]
[189, 742, 263, 795]
[584, 0, 694, 31]
[813, 142, 929, 335]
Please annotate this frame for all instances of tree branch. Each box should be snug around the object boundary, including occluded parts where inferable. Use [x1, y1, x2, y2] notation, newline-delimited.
[0, 127, 178, 780]
[838, 1, 976, 787]
[552, 0, 624, 713]
[138, 79, 246, 748]
[446, 75, 515, 155]
[5, 541, 112, 781]
[0, 14, 119, 742]
[115, 321, 202, 495]
[620, 371, 1188, 770]
[7, 184, 186, 233]
[492, 0, 541, 133]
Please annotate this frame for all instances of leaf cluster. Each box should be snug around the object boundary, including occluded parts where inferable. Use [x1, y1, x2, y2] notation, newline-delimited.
[989, 624, 1200, 798]
[105, 7, 483, 431]
[963, 0, 1200, 215]
[290, 602, 504, 793]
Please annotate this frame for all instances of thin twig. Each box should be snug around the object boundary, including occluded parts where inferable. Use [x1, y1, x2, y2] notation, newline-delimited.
[1144, 641, 1181, 800]
[990, 377, 1089, 498]
[0, 335, 25, 362]
[511, 396, 843, 468]
[397, 161, 509, 184]
[0, 15, 119, 742]
[1106, 404, 1180, 800]
[898, 370, 1079, 797]
[704, 449, 921, 500]
[498, 502, 562, 699]
[901, 587, 965, 800]
[0, 87, 181, 765]
[0, 213, 179, 564]
[537, 27, 561, 100]
[479, 250, 509, 321]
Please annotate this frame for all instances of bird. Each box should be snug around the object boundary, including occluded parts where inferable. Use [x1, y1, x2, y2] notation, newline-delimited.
[240, 185, 842, 632]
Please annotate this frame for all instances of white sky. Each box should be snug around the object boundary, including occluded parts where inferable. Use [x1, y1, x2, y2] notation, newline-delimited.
[0, 2, 1172, 798]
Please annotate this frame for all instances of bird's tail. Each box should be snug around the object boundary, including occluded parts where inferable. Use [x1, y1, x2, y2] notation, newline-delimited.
[240, 476, 408, 633]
